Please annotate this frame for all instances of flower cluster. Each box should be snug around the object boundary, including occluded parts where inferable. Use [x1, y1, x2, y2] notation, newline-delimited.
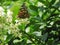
[0, 6, 30, 45]
[0, 6, 5, 16]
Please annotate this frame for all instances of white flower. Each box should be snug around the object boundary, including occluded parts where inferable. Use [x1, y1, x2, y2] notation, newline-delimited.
[0, 6, 4, 12]
[4, 35, 7, 40]
[0, 6, 5, 16]
[37, 2, 46, 7]
[6, 17, 12, 22]
[7, 9, 13, 16]
[20, 18, 30, 24]
[6, 9, 13, 22]
[15, 19, 21, 26]
[15, 19, 19, 24]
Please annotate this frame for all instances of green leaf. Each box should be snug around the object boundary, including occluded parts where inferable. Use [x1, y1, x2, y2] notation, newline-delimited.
[10, 2, 20, 23]
[29, 5, 38, 11]
[28, 5, 38, 16]
[5, 34, 13, 43]
[50, 0, 56, 5]
[41, 33, 48, 42]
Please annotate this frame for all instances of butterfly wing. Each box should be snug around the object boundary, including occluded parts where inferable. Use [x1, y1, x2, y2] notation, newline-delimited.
[18, 3, 29, 18]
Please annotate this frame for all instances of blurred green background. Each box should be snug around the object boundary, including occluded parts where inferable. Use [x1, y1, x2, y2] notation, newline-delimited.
[0, 0, 60, 45]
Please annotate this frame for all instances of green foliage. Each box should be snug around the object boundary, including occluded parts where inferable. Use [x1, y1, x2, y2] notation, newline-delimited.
[0, 0, 60, 45]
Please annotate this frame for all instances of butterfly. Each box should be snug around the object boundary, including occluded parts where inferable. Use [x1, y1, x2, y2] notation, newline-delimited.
[18, 3, 29, 18]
